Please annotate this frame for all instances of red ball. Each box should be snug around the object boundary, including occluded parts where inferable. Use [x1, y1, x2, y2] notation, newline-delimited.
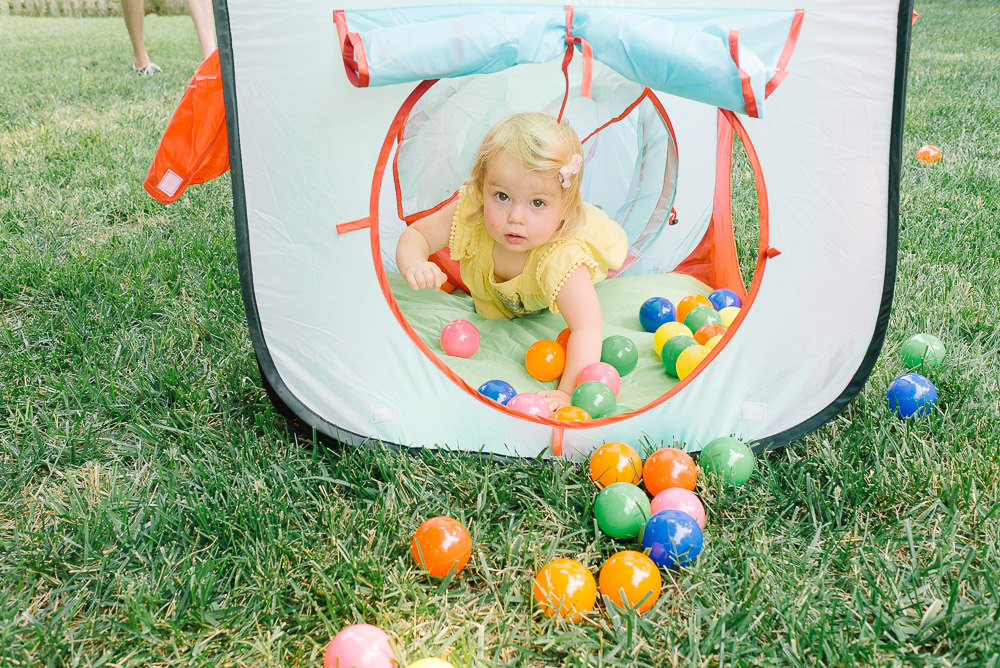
[410, 517, 472, 578]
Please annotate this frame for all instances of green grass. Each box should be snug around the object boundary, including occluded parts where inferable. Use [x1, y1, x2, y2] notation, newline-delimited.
[2, 4, 1000, 666]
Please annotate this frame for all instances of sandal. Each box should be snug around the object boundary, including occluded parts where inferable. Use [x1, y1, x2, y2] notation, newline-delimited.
[132, 62, 163, 76]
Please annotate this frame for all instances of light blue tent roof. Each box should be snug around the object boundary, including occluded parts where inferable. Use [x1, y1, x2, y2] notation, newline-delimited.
[334, 4, 803, 117]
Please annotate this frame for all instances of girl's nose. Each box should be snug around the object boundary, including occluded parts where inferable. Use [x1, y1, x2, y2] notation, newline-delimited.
[508, 203, 525, 224]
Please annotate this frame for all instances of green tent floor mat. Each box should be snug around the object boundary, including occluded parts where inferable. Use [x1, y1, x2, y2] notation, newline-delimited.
[388, 271, 715, 411]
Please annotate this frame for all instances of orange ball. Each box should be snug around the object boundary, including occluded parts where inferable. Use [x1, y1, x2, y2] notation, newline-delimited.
[694, 323, 727, 345]
[676, 295, 713, 326]
[599, 550, 662, 614]
[532, 558, 597, 622]
[556, 328, 571, 352]
[915, 144, 941, 164]
[589, 441, 643, 488]
[643, 447, 697, 495]
[553, 406, 592, 421]
[525, 339, 566, 382]
[410, 517, 472, 578]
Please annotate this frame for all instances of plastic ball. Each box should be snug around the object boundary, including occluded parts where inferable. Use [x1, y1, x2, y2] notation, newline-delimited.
[525, 339, 566, 382]
[556, 327, 571, 352]
[594, 482, 652, 539]
[553, 406, 592, 422]
[705, 334, 723, 350]
[409, 660, 455, 668]
[440, 320, 480, 358]
[601, 335, 639, 376]
[506, 393, 552, 419]
[694, 323, 727, 346]
[650, 487, 706, 529]
[643, 447, 697, 495]
[589, 441, 643, 488]
[886, 373, 938, 419]
[916, 144, 942, 163]
[901, 333, 946, 370]
[324, 624, 396, 668]
[684, 306, 723, 335]
[477, 379, 517, 405]
[639, 297, 676, 333]
[571, 381, 616, 418]
[601, 405, 634, 417]
[699, 437, 756, 485]
[532, 558, 597, 622]
[641, 510, 703, 568]
[410, 516, 472, 578]
[719, 306, 741, 327]
[676, 295, 713, 325]
[409, 660, 456, 668]
[675, 344, 711, 380]
[661, 335, 698, 377]
[577, 362, 621, 396]
[653, 322, 694, 357]
[599, 550, 662, 614]
[708, 288, 742, 311]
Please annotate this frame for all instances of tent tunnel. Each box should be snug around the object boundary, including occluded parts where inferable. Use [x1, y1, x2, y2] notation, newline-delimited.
[148, 0, 913, 460]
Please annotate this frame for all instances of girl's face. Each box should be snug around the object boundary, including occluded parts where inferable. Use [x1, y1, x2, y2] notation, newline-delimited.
[482, 153, 564, 255]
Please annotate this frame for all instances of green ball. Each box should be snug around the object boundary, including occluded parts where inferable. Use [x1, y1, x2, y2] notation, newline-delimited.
[602, 405, 634, 417]
[901, 333, 945, 370]
[684, 306, 723, 335]
[661, 335, 698, 377]
[601, 335, 639, 376]
[571, 381, 617, 418]
[594, 482, 652, 539]
[699, 437, 755, 485]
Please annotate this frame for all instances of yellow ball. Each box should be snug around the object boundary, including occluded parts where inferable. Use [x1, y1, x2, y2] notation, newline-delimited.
[653, 322, 693, 357]
[719, 306, 741, 328]
[409, 660, 456, 668]
[705, 334, 724, 350]
[676, 345, 710, 380]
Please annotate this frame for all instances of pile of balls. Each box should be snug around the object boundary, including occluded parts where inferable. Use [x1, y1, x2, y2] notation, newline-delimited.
[323, 437, 758, 662]
[886, 332, 945, 419]
[641, 288, 742, 381]
[532, 437, 756, 621]
[477, 329, 639, 420]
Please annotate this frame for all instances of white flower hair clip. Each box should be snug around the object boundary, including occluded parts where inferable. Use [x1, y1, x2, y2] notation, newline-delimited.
[557, 154, 583, 189]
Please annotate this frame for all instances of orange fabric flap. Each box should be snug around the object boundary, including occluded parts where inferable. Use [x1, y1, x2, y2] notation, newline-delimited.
[143, 50, 230, 205]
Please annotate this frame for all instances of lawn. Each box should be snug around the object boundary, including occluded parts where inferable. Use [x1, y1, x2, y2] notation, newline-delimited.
[1, 3, 999, 666]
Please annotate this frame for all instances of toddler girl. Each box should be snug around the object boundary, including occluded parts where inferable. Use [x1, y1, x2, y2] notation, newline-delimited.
[395, 112, 627, 410]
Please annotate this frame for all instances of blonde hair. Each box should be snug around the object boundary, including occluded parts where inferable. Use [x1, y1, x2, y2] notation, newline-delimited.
[467, 112, 586, 241]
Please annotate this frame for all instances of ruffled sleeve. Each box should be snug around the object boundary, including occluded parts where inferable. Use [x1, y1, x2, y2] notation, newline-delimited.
[535, 204, 629, 314]
[448, 184, 482, 261]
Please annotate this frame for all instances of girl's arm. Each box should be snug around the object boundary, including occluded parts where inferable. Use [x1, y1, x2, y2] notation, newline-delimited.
[395, 200, 458, 290]
[537, 266, 603, 412]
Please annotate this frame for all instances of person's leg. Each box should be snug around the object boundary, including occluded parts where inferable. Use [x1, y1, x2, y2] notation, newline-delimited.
[121, 0, 152, 69]
[184, 0, 217, 60]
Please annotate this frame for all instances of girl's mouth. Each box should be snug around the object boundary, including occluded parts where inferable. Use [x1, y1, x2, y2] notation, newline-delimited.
[505, 234, 526, 244]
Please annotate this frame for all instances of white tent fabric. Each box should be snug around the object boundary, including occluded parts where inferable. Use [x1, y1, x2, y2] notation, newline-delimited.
[220, 0, 910, 458]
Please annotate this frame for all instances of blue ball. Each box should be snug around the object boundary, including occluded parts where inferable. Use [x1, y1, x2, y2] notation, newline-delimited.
[477, 379, 517, 405]
[886, 373, 937, 419]
[640, 509, 703, 568]
[639, 297, 676, 333]
[708, 288, 742, 310]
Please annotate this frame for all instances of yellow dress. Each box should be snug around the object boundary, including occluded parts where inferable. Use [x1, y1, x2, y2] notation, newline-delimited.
[448, 185, 628, 320]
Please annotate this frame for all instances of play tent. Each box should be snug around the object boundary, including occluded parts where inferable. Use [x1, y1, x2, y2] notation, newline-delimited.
[148, 0, 914, 460]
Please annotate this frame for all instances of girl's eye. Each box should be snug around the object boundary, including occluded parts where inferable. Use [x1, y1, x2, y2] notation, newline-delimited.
[495, 192, 509, 202]
[531, 199, 546, 208]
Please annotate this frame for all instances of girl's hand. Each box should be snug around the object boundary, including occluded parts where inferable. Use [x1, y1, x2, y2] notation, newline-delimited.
[404, 261, 448, 291]
[537, 389, 572, 412]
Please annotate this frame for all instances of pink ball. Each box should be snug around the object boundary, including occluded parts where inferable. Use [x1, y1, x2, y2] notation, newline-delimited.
[506, 393, 552, 419]
[650, 487, 706, 528]
[324, 624, 397, 668]
[440, 320, 480, 358]
[576, 362, 622, 396]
